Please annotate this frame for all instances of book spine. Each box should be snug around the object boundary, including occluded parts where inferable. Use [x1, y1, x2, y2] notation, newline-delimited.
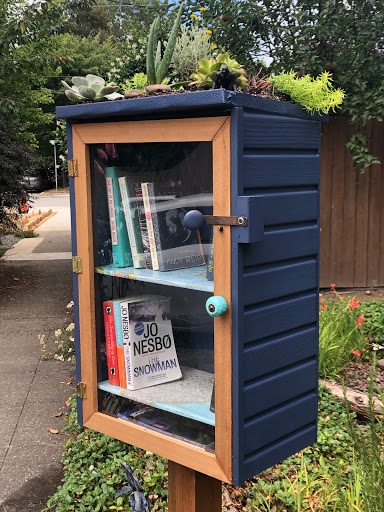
[103, 301, 119, 386]
[206, 233, 214, 281]
[142, 182, 159, 271]
[120, 301, 132, 389]
[113, 301, 127, 388]
[145, 182, 164, 271]
[105, 168, 133, 268]
[119, 177, 141, 269]
[135, 184, 152, 269]
[106, 177, 118, 246]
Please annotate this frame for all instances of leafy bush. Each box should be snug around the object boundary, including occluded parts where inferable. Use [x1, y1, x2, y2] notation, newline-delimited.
[359, 300, 384, 348]
[121, 73, 148, 92]
[318, 289, 366, 378]
[171, 23, 212, 81]
[269, 71, 345, 115]
[43, 397, 168, 512]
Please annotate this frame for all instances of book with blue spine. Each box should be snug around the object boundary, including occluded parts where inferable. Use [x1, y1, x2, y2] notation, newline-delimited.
[105, 167, 133, 268]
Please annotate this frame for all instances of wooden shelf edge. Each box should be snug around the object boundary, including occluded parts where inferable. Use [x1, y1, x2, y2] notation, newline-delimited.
[86, 411, 231, 483]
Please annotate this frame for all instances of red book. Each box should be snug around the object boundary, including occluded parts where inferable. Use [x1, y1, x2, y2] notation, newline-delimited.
[103, 301, 120, 386]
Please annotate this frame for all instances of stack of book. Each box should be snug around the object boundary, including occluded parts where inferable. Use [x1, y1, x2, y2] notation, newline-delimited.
[105, 168, 213, 277]
[103, 295, 182, 390]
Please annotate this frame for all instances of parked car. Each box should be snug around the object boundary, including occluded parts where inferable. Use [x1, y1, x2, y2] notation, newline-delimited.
[21, 168, 52, 192]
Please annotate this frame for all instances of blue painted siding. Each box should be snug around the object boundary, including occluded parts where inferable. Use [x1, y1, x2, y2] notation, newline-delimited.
[232, 108, 320, 484]
[67, 121, 83, 426]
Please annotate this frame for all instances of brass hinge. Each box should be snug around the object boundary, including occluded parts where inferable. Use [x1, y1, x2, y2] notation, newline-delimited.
[68, 160, 78, 177]
[72, 256, 83, 274]
[77, 382, 87, 399]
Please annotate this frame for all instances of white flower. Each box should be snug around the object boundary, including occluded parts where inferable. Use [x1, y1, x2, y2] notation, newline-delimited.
[38, 334, 45, 344]
[68, 347, 73, 353]
[66, 323, 75, 331]
[55, 329, 62, 337]
[66, 301, 74, 309]
[135, 55, 140, 60]
[69, 336, 74, 342]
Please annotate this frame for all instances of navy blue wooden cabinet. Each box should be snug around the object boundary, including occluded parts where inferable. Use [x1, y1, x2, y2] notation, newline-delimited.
[58, 90, 322, 485]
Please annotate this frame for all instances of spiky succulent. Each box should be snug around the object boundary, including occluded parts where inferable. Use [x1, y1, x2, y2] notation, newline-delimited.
[189, 53, 248, 90]
[61, 74, 123, 103]
[146, 2, 184, 85]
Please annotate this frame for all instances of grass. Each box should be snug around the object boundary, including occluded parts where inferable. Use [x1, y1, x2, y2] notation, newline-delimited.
[13, 229, 38, 239]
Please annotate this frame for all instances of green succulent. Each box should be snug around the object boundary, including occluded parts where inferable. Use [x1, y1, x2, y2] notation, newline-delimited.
[188, 53, 248, 90]
[146, 2, 184, 85]
[61, 74, 123, 103]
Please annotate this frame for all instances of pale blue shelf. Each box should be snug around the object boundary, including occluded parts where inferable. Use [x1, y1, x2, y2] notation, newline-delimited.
[98, 366, 215, 426]
[95, 264, 214, 293]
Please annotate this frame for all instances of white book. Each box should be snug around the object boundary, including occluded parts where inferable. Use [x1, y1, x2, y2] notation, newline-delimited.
[118, 295, 182, 390]
[118, 176, 146, 269]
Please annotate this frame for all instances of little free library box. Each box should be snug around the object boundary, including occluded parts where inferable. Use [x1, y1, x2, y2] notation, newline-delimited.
[57, 89, 322, 485]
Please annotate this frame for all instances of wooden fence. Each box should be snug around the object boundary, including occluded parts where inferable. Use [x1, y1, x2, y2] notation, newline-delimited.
[320, 117, 384, 288]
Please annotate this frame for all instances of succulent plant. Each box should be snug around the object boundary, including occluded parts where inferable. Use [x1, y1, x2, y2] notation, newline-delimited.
[146, 2, 184, 85]
[61, 74, 123, 103]
[188, 53, 248, 90]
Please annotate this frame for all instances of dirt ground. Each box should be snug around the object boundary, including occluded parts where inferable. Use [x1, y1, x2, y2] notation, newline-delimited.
[320, 286, 384, 302]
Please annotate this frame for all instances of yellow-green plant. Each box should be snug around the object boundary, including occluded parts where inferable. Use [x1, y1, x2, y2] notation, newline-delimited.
[188, 52, 247, 90]
[269, 70, 345, 114]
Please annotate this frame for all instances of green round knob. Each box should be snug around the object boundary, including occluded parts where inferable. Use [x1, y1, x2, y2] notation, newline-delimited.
[206, 296, 228, 317]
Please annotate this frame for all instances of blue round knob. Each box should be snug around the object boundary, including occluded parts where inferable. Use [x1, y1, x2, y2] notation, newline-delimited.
[206, 296, 228, 317]
[184, 210, 204, 230]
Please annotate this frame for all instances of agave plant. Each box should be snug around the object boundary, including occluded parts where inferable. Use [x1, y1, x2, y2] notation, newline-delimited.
[61, 74, 123, 103]
[188, 53, 248, 90]
[146, 2, 184, 85]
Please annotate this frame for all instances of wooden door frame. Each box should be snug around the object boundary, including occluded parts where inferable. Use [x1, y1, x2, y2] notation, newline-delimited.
[72, 116, 233, 483]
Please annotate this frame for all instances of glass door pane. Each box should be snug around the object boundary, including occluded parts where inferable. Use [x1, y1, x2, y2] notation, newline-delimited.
[90, 141, 215, 450]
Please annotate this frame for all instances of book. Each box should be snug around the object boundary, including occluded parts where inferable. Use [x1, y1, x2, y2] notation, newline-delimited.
[141, 184, 211, 271]
[135, 183, 152, 269]
[118, 176, 146, 269]
[206, 231, 214, 281]
[103, 301, 120, 386]
[105, 167, 133, 268]
[113, 301, 127, 389]
[118, 295, 182, 390]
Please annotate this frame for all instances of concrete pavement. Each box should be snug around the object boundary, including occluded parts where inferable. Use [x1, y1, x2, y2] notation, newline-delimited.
[0, 193, 75, 511]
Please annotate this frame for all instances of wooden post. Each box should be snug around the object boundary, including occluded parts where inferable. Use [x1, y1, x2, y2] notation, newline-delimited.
[168, 461, 222, 512]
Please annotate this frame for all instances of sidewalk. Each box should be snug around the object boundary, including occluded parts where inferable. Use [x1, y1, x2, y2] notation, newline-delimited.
[0, 195, 75, 511]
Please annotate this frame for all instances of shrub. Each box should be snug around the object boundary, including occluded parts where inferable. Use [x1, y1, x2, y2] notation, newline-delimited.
[171, 23, 212, 81]
[269, 70, 345, 115]
[318, 287, 366, 378]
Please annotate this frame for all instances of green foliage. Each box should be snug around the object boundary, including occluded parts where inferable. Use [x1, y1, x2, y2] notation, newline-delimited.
[52, 120, 68, 172]
[270, 71, 345, 115]
[186, 0, 261, 73]
[13, 230, 38, 239]
[346, 132, 381, 174]
[171, 22, 212, 82]
[359, 300, 384, 349]
[188, 52, 247, 89]
[43, 397, 168, 512]
[108, 35, 147, 83]
[54, 33, 119, 80]
[342, 360, 384, 512]
[121, 73, 148, 92]
[62, 74, 122, 102]
[318, 290, 365, 378]
[146, 2, 184, 84]
[0, 118, 36, 226]
[188, 0, 384, 172]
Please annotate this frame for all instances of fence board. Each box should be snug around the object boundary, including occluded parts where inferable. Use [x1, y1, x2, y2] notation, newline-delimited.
[320, 118, 384, 288]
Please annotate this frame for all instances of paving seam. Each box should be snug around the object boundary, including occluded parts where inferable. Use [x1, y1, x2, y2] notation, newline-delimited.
[0, 356, 42, 478]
